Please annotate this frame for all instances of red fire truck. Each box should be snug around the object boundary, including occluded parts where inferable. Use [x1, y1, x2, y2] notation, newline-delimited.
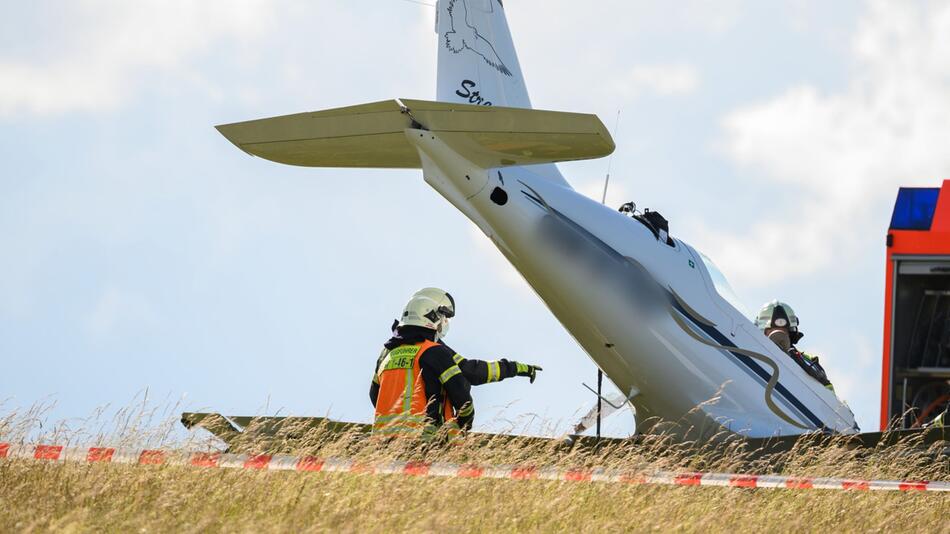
[882, 181, 950, 430]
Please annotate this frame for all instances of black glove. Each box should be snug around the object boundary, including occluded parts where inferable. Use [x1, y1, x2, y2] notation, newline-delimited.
[515, 362, 543, 383]
[789, 349, 831, 387]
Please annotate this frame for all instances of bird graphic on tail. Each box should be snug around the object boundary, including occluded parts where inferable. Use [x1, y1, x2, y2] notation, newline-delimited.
[444, 0, 513, 77]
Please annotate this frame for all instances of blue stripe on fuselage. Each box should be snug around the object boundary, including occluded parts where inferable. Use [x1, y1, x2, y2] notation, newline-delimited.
[519, 188, 829, 431]
[670, 300, 828, 431]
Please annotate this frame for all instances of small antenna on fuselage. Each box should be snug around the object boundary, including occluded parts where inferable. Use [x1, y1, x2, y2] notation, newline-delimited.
[600, 109, 622, 205]
[594, 109, 621, 440]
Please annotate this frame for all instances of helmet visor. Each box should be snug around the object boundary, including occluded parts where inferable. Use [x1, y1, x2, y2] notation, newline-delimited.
[439, 292, 456, 318]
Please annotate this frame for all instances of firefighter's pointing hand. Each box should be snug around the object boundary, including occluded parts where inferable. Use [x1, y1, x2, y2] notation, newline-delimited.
[515, 362, 543, 383]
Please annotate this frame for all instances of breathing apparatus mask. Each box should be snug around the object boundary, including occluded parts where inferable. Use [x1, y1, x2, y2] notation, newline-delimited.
[436, 316, 450, 340]
[429, 309, 453, 340]
[756, 301, 804, 352]
[768, 328, 793, 352]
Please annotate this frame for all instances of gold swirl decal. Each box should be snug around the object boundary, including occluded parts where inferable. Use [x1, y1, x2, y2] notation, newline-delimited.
[517, 180, 813, 431]
[667, 289, 812, 430]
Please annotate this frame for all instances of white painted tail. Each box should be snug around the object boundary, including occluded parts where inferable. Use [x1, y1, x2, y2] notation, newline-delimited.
[436, 0, 571, 186]
[436, 0, 531, 109]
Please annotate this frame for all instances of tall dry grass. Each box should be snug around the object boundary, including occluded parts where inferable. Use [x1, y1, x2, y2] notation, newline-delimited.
[1, 403, 948, 532]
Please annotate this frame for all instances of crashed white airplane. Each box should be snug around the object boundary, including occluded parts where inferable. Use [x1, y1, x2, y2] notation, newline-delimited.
[216, 0, 859, 439]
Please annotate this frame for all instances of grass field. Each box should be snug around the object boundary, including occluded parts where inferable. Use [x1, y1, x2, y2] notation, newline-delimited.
[1, 407, 948, 532]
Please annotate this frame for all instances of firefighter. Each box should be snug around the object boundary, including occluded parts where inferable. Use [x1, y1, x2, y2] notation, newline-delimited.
[930, 410, 946, 428]
[369, 287, 542, 439]
[755, 300, 835, 391]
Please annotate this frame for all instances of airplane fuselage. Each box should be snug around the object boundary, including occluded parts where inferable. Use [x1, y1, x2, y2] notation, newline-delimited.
[408, 129, 858, 439]
[217, 0, 860, 440]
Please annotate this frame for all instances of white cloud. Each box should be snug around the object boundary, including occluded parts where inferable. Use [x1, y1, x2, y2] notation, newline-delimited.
[86, 286, 157, 339]
[701, 0, 950, 288]
[0, 0, 271, 117]
[610, 63, 700, 99]
[575, 175, 631, 208]
[629, 64, 700, 95]
[679, 0, 744, 34]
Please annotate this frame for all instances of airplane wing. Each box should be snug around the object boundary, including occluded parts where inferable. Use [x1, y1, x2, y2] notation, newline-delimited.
[182, 412, 948, 456]
[181, 412, 605, 452]
[215, 99, 615, 170]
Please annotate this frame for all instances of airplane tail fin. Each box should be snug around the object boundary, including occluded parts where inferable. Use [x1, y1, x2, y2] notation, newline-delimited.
[215, 99, 614, 170]
[436, 0, 572, 185]
[436, 0, 531, 109]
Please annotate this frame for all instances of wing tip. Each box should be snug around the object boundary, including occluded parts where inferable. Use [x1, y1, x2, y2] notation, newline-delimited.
[215, 123, 256, 158]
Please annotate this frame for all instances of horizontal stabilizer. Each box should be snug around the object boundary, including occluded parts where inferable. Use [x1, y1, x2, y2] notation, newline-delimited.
[216, 99, 614, 169]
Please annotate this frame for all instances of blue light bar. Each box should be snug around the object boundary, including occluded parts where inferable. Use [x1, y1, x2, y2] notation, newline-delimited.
[890, 188, 939, 230]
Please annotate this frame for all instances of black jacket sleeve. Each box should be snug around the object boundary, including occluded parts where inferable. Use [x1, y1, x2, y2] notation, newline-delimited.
[369, 348, 387, 408]
[370, 381, 379, 407]
[440, 343, 518, 386]
[420, 345, 475, 430]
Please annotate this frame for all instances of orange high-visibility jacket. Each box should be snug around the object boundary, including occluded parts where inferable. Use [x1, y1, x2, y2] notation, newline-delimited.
[373, 340, 458, 437]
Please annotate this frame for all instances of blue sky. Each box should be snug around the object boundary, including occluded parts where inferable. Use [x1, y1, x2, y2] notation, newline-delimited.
[3, 0, 950, 437]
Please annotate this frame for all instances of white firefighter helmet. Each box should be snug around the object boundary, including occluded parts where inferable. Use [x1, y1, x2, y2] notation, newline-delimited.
[755, 300, 800, 331]
[756, 300, 804, 350]
[399, 287, 456, 339]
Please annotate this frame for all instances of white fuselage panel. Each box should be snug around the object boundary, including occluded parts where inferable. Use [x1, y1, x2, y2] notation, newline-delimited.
[409, 129, 858, 439]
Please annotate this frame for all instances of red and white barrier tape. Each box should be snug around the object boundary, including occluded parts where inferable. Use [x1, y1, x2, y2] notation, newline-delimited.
[1, 442, 946, 492]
